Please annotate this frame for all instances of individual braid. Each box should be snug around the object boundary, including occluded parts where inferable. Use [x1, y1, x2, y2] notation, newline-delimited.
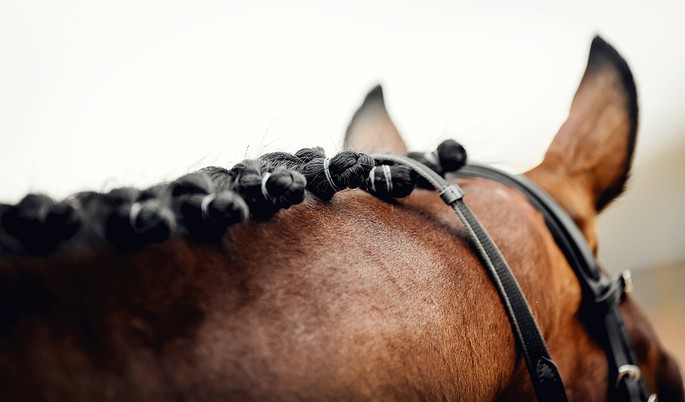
[263, 166, 307, 209]
[0, 203, 20, 255]
[0, 193, 81, 255]
[229, 160, 306, 220]
[363, 164, 417, 198]
[169, 172, 248, 240]
[408, 139, 468, 188]
[435, 139, 467, 172]
[103, 187, 174, 250]
[293, 148, 374, 201]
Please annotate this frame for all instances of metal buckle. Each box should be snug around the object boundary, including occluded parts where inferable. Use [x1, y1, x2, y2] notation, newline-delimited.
[615, 364, 641, 388]
[439, 185, 465, 204]
[621, 270, 634, 294]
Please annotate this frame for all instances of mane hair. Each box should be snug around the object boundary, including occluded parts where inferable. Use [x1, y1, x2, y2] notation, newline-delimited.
[0, 194, 80, 255]
[167, 172, 248, 241]
[0, 142, 467, 257]
[103, 187, 175, 250]
[407, 139, 467, 188]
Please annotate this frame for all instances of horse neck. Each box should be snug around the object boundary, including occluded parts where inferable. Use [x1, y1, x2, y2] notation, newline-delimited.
[0, 184, 588, 401]
[210, 185, 588, 399]
[458, 178, 609, 401]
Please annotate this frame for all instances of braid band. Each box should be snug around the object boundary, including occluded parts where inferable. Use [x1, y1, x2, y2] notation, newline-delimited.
[200, 193, 216, 221]
[323, 158, 340, 192]
[368, 168, 377, 192]
[129, 202, 143, 230]
[381, 165, 393, 192]
[260, 172, 272, 202]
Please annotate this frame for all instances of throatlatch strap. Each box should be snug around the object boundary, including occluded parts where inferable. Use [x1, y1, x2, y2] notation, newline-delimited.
[371, 154, 569, 402]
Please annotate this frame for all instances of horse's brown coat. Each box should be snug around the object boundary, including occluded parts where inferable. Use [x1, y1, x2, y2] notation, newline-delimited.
[0, 185, 570, 401]
[0, 37, 683, 401]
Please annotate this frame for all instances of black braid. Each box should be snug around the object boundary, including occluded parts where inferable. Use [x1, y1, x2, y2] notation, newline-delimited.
[263, 167, 307, 209]
[0, 140, 469, 257]
[293, 147, 322, 164]
[408, 139, 467, 188]
[436, 139, 467, 172]
[169, 172, 248, 240]
[262, 148, 424, 201]
[292, 148, 374, 201]
[103, 188, 174, 250]
[0, 204, 21, 255]
[228, 159, 306, 220]
[363, 164, 416, 198]
[0, 194, 80, 255]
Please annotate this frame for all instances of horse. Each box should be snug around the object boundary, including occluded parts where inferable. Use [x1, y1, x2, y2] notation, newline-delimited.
[0, 36, 682, 402]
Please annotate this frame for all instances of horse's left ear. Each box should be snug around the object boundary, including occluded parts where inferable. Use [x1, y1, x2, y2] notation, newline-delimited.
[344, 85, 408, 154]
[527, 36, 638, 245]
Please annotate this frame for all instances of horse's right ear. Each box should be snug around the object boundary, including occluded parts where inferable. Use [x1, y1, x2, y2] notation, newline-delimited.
[526, 36, 638, 247]
[344, 85, 408, 154]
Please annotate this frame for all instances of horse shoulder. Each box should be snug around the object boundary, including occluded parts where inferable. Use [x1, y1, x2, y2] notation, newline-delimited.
[186, 189, 517, 400]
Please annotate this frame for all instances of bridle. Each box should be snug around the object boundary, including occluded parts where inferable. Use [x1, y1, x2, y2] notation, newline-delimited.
[370, 153, 655, 402]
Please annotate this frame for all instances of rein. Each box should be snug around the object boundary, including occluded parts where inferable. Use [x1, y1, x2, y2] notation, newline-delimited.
[371, 154, 654, 402]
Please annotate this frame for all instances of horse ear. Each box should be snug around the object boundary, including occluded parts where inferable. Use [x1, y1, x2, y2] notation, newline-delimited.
[527, 36, 637, 229]
[344, 85, 408, 154]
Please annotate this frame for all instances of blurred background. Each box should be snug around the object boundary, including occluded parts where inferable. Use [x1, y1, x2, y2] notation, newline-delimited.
[1, 1, 683, 365]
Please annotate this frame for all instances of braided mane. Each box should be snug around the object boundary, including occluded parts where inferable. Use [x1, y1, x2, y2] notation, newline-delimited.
[0, 143, 466, 257]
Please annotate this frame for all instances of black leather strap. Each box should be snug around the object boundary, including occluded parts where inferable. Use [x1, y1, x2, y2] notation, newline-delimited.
[371, 154, 569, 402]
[454, 164, 651, 402]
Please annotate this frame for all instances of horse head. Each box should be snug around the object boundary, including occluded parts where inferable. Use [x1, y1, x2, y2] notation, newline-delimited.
[346, 36, 683, 401]
[524, 37, 683, 402]
[0, 36, 682, 401]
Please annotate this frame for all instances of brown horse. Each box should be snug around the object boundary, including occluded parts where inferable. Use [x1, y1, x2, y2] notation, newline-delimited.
[0, 37, 682, 401]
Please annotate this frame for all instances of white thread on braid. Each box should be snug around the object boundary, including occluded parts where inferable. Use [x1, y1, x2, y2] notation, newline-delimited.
[200, 193, 216, 221]
[381, 164, 393, 192]
[368, 168, 377, 192]
[64, 194, 83, 211]
[129, 202, 143, 229]
[323, 158, 340, 192]
[261, 173, 272, 202]
[423, 151, 440, 168]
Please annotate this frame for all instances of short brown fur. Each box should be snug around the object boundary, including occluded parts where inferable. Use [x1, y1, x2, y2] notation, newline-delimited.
[0, 37, 682, 401]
